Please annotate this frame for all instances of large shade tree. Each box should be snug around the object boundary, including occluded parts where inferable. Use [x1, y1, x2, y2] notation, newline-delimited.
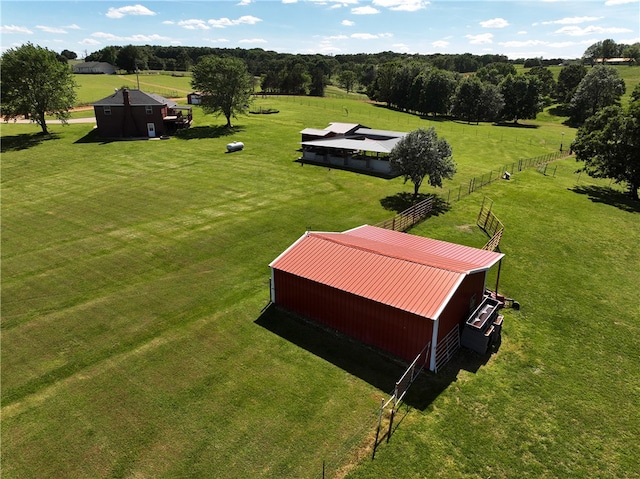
[389, 127, 456, 198]
[191, 56, 253, 128]
[571, 96, 640, 200]
[1, 43, 77, 135]
[569, 65, 625, 124]
[499, 74, 543, 123]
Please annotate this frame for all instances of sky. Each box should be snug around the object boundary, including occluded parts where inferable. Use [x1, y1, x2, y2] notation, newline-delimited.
[1, 0, 639, 60]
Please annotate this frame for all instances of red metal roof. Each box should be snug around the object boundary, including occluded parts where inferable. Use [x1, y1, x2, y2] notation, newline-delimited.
[270, 226, 504, 320]
[344, 225, 504, 272]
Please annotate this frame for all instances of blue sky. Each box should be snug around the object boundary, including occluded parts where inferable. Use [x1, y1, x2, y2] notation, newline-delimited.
[1, 0, 639, 59]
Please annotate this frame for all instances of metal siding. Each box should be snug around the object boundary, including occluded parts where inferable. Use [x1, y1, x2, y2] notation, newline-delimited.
[273, 270, 433, 362]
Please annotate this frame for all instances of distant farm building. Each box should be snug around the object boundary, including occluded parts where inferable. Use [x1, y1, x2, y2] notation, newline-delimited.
[93, 88, 192, 138]
[594, 57, 634, 65]
[299, 123, 406, 176]
[269, 225, 505, 372]
[73, 62, 117, 74]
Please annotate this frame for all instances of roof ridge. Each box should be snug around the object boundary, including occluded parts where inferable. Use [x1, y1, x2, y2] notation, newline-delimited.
[310, 232, 469, 274]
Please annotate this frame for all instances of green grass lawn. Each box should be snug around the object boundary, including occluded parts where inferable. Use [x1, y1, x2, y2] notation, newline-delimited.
[2, 83, 639, 478]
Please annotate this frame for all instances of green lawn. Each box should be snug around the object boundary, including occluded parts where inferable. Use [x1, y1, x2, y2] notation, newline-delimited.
[2, 87, 639, 479]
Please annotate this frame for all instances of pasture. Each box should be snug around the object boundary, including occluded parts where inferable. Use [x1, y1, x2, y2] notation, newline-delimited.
[2, 71, 639, 478]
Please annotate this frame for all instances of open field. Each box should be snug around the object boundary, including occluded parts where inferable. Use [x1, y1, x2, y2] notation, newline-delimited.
[2, 77, 640, 478]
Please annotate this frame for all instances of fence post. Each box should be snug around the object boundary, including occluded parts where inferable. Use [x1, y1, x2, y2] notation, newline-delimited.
[372, 399, 384, 460]
[387, 408, 395, 444]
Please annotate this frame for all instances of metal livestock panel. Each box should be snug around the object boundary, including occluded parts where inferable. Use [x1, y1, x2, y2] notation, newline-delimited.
[436, 271, 487, 342]
[273, 270, 433, 363]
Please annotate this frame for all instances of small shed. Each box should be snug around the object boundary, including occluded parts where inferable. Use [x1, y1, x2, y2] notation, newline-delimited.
[269, 225, 504, 371]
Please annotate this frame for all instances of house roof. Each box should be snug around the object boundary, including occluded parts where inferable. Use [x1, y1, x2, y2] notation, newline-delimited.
[93, 89, 177, 108]
[270, 225, 504, 320]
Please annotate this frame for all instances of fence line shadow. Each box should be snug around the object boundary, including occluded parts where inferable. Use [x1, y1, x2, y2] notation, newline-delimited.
[255, 304, 492, 411]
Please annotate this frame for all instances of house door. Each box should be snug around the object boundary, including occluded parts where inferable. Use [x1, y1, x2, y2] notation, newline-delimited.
[147, 122, 156, 138]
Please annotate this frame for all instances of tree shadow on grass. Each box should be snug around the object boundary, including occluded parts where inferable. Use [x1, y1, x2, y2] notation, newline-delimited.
[380, 192, 450, 217]
[570, 185, 640, 213]
[174, 125, 245, 140]
[1, 131, 60, 152]
[493, 121, 539, 129]
[255, 304, 492, 411]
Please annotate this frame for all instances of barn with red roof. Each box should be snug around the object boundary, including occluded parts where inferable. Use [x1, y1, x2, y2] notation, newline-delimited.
[269, 225, 504, 371]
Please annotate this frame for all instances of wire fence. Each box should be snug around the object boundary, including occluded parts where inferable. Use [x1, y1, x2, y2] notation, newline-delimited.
[442, 150, 572, 204]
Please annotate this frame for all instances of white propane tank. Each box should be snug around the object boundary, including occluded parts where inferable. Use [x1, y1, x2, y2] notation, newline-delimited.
[226, 141, 244, 152]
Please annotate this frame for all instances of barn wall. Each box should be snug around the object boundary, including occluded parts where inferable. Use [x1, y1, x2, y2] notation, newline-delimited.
[437, 271, 487, 341]
[273, 270, 433, 363]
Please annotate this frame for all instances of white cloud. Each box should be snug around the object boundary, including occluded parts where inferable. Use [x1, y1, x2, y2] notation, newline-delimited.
[373, 0, 429, 11]
[432, 40, 450, 49]
[351, 32, 393, 39]
[282, 0, 298, 3]
[79, 38, 101, 46]
[352, 6, 380, 14]
[393, 43, 411, 52]
[499, 39, 548, 47]
[65, 24, 81, 30]
[326, 34, 349, 40]
[541, 16, 601, 25]
[37, 25, 68, 34]
[342, 20, 355, 26]
[91, 31, 170, 42]
[466, 33, 494, 44]
[239, 38, 268, 43]
[555, 25, 632, 36]
[178, 19, 210, 30]
[0, 25, 33, 34]
[480, 18, 509, 28]
[209, 15, 262, 28]
[105, 4, 156, 19]
[237, 0, 253, 5]
[605, 0, 638, 5]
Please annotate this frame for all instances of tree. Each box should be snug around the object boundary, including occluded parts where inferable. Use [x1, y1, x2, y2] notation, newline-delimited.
[389, 127, 456, 198]
[422, 68, 458, 117]
[116, 44, 147, 73]
[499, 74, 543, 123]
[571, 102, 640, 200]
[569, 65, 625, 124]
[338, 70, 357, 93]
[452, 76, 503, 124]
[1, 43, 77, 135]
[191, 56, 253, 128]
[556, 64, 587, 104]
[526, 66, 555, 101]
[61, 49, 77, 60]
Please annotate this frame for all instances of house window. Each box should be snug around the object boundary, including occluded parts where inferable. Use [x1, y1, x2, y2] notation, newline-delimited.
[145, 106, 153, 115]
[103, 106, 111, 116]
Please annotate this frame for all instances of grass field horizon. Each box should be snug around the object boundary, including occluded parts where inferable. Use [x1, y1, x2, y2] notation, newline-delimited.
[2, 73, 639, 478]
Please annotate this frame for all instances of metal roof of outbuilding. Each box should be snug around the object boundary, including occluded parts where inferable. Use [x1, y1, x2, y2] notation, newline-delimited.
[300, 137, 402, 154]
[270, 225, 504, 320]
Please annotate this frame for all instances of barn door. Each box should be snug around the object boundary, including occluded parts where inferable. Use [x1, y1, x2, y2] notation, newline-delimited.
[147, 122, 156, 138]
